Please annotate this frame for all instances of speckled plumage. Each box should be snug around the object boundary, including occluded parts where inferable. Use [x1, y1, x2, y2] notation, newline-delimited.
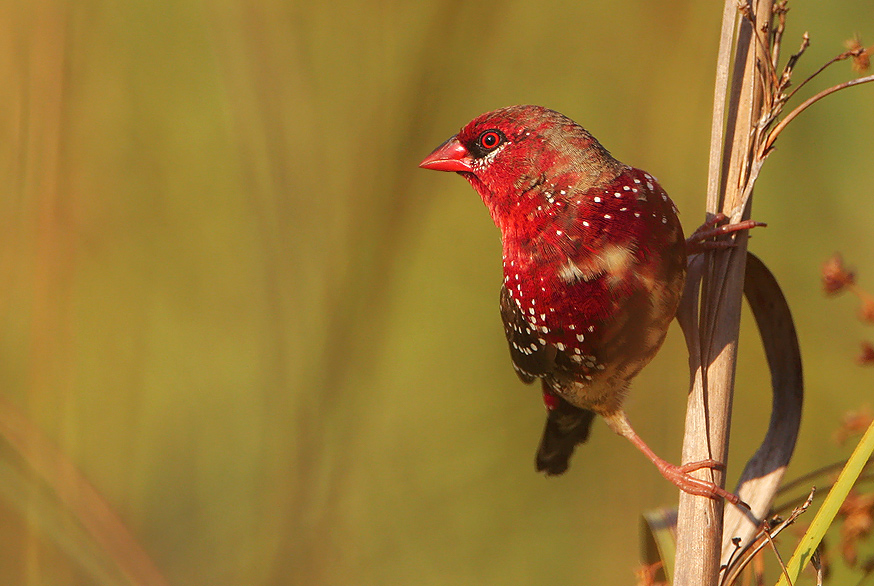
[421, 105, 687, 476]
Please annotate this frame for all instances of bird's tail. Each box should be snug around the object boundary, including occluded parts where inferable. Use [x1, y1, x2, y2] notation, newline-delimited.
[535, 392, 596, 476]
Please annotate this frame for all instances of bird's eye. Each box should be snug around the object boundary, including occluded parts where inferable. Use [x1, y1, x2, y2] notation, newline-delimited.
[478, 130, 503, 150]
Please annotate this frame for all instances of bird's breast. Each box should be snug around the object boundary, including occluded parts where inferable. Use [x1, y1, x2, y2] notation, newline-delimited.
[500, 167, 687, 409]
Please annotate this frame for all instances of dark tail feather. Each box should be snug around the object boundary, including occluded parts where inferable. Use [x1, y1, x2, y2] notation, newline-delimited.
[535, 396, 596, 476]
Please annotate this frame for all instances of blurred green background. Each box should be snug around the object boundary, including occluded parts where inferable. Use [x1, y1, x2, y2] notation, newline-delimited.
[2, 1, 874, 584]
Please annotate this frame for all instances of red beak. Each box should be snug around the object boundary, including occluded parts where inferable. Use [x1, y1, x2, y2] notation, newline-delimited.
[419, 137, 473, 173]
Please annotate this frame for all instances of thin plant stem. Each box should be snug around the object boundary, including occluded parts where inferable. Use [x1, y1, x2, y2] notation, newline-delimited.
[765, 74, 874, 152]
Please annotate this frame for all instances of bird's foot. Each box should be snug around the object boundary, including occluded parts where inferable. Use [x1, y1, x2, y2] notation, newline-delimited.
[686, 213, 765, 255]
[676, 458, 724, 474]
[653, 457, 749, 509]
[603, 411, 749, 509]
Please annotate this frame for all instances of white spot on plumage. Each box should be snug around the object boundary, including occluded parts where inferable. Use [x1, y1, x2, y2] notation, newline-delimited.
[604, 214, 612, 220]
[576, 334, 585, 342]
[582, 220, 590, 227]
[594, 196, 602, 203]
[556, 342, 565, 351]
[623, 185, 630, 191]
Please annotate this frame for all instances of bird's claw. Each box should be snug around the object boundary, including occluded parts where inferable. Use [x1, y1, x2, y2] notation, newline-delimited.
[677, 458, 725, 474]
[686, 213, 766, 255]
[655, 458, 749, 510]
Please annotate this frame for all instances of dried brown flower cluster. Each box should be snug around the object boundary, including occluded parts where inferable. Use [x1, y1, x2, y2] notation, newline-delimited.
[845, 35, 872, 74]
[860, 342, 874, 366]
[822, 253, 855, 295]
[834, 406, 874, 445]
[837, 489, 874, 567]
[822, 254, 874, 364]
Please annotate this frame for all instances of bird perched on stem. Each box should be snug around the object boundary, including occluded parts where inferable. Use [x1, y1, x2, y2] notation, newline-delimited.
[420, 105, 757, 504]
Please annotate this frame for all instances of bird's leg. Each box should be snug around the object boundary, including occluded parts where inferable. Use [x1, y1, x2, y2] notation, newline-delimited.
[603, 411, 748, 508]
[686, 212, 765, 255]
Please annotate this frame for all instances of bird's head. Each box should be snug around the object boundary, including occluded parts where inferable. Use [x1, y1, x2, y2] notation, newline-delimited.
[420, 105, 624, 234]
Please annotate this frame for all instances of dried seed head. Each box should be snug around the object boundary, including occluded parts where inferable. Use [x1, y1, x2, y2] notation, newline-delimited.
[845, 35, 871, 74]
[857, 341, 874, 366]
[834, 405, 874, 445]
[860, 299, 874, 324]
[822, 253, 855, 295]
[836, 488, 874, 566]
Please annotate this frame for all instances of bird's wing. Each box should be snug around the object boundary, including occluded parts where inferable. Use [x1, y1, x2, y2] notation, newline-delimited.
[499, 285, 557, 383]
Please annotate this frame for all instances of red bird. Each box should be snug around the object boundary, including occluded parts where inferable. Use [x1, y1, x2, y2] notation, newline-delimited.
[420, 105, 746, 503]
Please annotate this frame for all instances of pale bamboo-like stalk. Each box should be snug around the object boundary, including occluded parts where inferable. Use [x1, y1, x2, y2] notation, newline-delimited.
[673, 1, 772, 584]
